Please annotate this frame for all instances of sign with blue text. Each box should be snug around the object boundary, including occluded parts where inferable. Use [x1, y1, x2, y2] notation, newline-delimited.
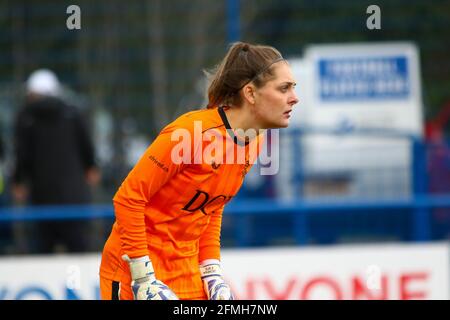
[319, 56, 409, 101]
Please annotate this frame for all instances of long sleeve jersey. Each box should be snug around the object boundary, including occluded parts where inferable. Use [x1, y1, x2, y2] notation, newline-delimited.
[100, 107, 263, 299]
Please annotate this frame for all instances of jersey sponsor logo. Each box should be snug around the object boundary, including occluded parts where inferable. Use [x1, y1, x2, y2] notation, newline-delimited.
[182, 190, 233, 215]
[148, 155, 169, 172]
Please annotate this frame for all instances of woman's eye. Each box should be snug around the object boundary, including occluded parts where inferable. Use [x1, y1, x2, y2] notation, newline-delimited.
[280, 87, 288, 92]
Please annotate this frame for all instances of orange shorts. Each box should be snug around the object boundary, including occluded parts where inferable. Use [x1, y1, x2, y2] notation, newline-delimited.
[99, 276, 133, 300]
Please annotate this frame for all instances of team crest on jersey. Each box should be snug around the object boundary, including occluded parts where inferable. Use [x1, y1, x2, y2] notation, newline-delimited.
[211, 161, 221, 170]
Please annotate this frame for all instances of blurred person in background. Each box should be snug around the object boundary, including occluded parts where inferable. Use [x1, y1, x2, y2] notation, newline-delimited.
[11, 69, 101, 254]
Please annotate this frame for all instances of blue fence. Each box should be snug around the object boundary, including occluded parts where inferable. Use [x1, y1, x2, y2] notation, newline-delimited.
[1, 194, 450, 251]
[1, 129, 450, 253]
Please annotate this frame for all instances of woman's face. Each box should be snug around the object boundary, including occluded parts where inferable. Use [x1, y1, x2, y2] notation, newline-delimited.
[251, 61, 299, 129]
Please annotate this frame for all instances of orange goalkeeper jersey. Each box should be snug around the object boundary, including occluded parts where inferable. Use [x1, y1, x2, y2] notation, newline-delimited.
[100, 106, 263, 299]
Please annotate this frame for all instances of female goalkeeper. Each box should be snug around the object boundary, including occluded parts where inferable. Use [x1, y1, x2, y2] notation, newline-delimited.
[99, 41, 299, 300]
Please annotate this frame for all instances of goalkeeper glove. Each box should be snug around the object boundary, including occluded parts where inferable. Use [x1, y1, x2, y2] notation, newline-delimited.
[122, 254, 179, 300]
[200, 259, 234, 300]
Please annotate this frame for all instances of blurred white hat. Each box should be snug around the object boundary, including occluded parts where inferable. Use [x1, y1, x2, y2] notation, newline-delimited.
[26, 69, 61, 97]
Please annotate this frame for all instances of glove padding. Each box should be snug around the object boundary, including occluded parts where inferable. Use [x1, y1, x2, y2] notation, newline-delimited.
[200, 260, 234, 300]
[122, 255, 179, 300]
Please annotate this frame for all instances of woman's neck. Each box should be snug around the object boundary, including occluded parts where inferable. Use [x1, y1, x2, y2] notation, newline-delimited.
[223, 105, 264, 140]
[223, 105, 257, 131]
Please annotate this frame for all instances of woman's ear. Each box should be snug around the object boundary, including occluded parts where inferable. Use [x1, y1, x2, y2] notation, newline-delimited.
[242, 84, 256, 105]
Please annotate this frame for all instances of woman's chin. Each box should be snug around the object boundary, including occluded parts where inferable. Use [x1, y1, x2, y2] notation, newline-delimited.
[278, 119, 290, 128]
[262, 118, 290, 129]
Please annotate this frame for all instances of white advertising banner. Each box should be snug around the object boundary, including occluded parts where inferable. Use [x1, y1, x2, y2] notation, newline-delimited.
[222, 242, 449, 300]
[0, 254, 102, 300]
[0, 242, 448, 300]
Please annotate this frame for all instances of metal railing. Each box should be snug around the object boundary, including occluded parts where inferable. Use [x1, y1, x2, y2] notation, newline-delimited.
[1, 129, 450, 252]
